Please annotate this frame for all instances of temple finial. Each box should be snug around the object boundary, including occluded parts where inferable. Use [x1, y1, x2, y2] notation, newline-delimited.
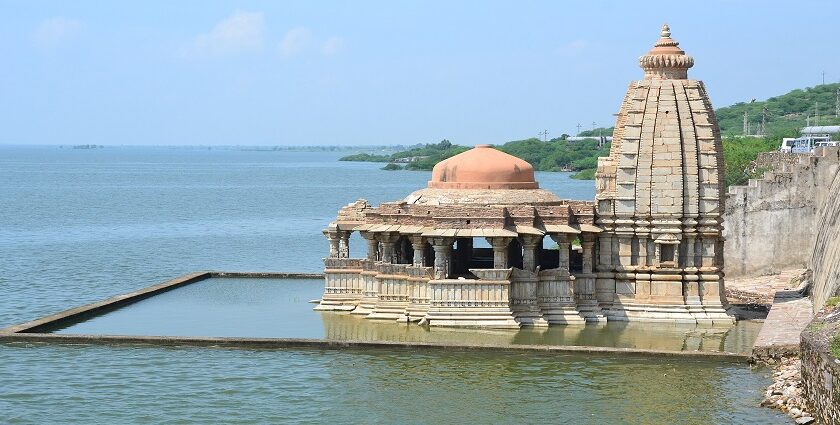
[660, 23, 671, 38]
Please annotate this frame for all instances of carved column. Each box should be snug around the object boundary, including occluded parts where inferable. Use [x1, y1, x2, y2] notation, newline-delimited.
[431, 237, 453, 280]
[409, 235, 426, 267]
[582, 235, 595, 274]
[575, 233, 605, 322]
[486, 237, 512, 269]
[338, 231, 350, 259]
[549, 234, 571, 271]
[637, 236, 648, 266]
[684, 235, 696, 268]
[323, 230, 340, 258]
[379, 232, 401, 264]
[360, 231, 379, 261]
[519, 235, 542, 272]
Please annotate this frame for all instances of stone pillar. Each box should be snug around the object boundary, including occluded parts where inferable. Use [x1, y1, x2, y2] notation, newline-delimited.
[637, 236, 648, 266]
[338, 231, 350, 259]
[519, 235, 542, 272]
[549, 234, 571, 271]
[576, 233, 605, 323]
[684, 235, 696, 268]
[582, 235, 595, 274]
[486, 237, 512, 269]
[597, 233, 612, 269]
[360, 232, 379, 261]
[409, 235, 426, 267]
[617, 236, 633, 268]
[431, 238, 453, 280]
[379, 232, 400, 264]
[324, 230, 340, 258]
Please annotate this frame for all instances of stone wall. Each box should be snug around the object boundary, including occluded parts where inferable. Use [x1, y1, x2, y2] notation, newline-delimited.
[800, 305, 840, 424]
[723, 148, 840, 278]
[809, 162, 840, 310]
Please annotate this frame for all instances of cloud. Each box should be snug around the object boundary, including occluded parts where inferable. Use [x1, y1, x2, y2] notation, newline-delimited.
[33, 17, 82, 46]
[190, 11, 264, 55]
[279, 27, 311, 57]
[321, 36, 344, 56]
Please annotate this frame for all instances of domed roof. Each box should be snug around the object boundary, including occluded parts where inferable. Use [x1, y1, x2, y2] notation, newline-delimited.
[428, 144, 538, 189]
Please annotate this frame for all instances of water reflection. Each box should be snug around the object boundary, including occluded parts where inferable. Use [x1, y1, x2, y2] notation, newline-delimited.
[53, 277, 761, 353]
[319, 311, 762, 353]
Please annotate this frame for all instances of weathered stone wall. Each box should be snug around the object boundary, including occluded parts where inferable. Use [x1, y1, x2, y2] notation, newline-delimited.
[810, 163, 840, 310]
[753, 152, 809, 171]
[800, 306, 840, 424]
[723, 148, 840, 278]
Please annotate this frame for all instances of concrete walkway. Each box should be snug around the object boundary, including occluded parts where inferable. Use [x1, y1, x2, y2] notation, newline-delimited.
[752, 289, 814, 360]
[726, 269, 807, 305]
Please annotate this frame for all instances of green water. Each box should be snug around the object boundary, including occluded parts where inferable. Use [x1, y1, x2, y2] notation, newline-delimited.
[56, 278, 762, 354]
[0, 147, 785, 423]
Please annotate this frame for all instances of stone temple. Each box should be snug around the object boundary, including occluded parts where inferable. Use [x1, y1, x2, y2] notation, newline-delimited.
[316, 24, 734, 327]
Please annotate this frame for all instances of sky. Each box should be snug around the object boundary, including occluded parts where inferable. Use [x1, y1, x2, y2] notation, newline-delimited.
[2, 1, 839, 146]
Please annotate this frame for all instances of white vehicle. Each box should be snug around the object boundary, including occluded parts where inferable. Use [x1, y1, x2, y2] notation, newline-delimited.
[779, 135, 833, 153]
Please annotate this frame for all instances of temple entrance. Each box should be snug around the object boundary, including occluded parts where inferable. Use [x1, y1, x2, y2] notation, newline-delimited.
[450, 237, 494, 277]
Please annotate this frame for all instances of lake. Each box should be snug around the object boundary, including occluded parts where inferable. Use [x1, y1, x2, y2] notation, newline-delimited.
[0, 146, 785, 424]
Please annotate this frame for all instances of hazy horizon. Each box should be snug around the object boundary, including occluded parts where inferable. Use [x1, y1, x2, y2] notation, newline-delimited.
[3, 1, 839, 146]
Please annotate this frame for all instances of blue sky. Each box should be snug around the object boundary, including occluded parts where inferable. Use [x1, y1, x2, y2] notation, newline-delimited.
[3, 1, 839, 146]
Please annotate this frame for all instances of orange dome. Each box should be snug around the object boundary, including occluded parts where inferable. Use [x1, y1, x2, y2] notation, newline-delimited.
[428, 145, 538, 189]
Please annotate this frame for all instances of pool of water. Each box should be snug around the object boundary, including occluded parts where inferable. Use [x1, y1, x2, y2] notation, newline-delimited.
[0, 344, 785, 424]
[54, 277, 763, 354]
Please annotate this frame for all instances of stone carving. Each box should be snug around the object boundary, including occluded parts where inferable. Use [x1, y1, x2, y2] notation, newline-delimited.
[316, 24, 734, 328]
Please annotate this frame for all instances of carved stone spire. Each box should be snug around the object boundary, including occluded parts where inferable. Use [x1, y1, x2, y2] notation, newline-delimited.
[639, 23, 694, 80]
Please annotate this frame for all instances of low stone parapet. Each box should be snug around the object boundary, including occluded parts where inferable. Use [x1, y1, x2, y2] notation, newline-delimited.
[424, 268, 519, 328]
[800, 304, 840, 424]
[315, 258, 365, 311]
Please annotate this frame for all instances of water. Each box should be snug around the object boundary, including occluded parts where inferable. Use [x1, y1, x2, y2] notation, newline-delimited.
[0, 146, 785, 424]
[54, 277, 763, 354]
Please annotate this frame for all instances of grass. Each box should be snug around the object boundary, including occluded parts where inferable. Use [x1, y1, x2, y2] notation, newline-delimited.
[808, 322, 827, 332]
[831, 334, 840, 359]
[825, 296, 840, 308]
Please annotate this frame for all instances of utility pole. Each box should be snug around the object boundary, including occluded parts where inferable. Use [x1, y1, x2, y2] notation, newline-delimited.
[835, 88, 839, 118]
[816, 101, 819, 127]
[760, 107, 767, 136]
[743, 110, 748, 135]
[538, 130, 549, 142]
[822, 71, 825, 85]
[836, 88, 839, 118]
[576, 123, 582, 136]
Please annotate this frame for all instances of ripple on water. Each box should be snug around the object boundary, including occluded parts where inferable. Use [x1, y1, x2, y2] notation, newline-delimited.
[0, 148, 787, 424]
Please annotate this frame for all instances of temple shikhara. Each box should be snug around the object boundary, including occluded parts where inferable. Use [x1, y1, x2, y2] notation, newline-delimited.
[316, 24, 734, 328]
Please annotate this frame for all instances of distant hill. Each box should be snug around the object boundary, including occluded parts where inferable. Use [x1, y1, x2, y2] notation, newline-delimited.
[716, 82, 840, 137]
[340, 83, 840, 185]
[340, 138, 609, 178]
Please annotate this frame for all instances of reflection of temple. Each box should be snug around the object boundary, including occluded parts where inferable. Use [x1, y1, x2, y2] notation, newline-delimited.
[316, 24, 734, 328]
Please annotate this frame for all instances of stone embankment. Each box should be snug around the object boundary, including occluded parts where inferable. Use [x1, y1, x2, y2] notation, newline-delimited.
[723, 148, 839, 280]
[800, 303, 840, 424]
[761, 356, 816, 424]
[808, 160, 840, 310]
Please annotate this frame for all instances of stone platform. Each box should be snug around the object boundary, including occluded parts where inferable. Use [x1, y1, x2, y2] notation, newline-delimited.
[752, 290, 813, 360]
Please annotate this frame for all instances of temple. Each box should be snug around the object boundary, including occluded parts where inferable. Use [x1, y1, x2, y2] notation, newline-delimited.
[315, 24, 734, 327]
